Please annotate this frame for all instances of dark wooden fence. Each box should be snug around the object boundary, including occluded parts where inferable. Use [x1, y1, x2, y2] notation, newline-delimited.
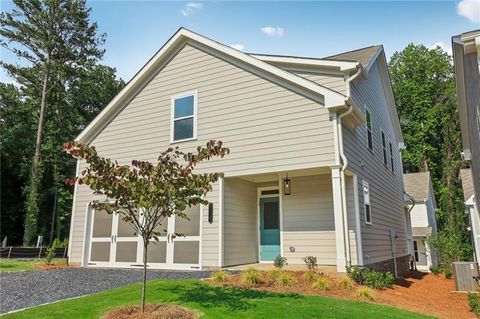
[0, 247, 67, 259]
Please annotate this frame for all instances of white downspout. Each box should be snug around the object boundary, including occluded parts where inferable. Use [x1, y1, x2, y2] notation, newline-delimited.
[337, 65, 363, 266]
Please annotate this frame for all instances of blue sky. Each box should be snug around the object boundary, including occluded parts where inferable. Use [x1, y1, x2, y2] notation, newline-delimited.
[1, 1, 479, 82]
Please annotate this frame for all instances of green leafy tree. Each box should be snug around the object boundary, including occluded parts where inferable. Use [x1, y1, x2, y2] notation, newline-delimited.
[64, 140, 229, 312]
[389, 43, 471, 266]
[1, 0, 105, 245]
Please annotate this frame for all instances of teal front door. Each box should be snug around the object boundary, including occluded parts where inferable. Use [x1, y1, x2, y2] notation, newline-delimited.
[260, 197, 280, 261]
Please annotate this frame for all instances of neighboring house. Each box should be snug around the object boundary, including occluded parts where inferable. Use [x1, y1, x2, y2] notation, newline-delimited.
[453, 30, 480, 220]
[461, 169, 480, 266]
[67, 28, 409, 274]
[404, 172, 438, 271]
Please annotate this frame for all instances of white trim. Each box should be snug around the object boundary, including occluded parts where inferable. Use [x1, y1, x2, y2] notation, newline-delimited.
[251, 54, 359, 72]
[218, 176, 224, 267]
[75, 28, 347, 143]
[353, 175, 364, 266]
[199, 204, 204, 270]
[67, 160, 80, 263]
[363, 180, 372, 225]
[330, 165, 347, 272]
[331, 112, 340, 164]
[170, 90, 198, 144]
[80, 203, 91, 267]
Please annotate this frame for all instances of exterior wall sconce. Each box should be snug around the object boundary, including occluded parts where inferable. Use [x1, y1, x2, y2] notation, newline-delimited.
[208, 203, 214, 224]
[283, 174, 291, 195]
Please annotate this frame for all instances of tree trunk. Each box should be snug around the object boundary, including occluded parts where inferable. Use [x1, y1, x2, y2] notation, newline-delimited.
[141, 241, 148, 312]
[23, 57, 51, 246]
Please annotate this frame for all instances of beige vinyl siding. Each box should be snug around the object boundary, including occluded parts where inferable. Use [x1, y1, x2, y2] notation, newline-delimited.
[68, 43, 335, 264]
[223, 178, 258, 266]
[342, 59, 408, 266]
[292, 71, 346, 95]
[282, 175, 336, 265]
[410, 204, 429, 228]
[201, 181, 220, 267]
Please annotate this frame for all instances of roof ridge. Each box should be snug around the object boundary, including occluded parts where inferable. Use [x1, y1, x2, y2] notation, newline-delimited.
[323, 45, 382, 60]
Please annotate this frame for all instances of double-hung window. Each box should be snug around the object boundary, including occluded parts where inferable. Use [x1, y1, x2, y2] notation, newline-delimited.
[381, 131, 388, 166]
[363, 180, 372, 224]
[389, 141, 394, 173]
[366, 109, 373, 151]
[171, 91, 197, 143]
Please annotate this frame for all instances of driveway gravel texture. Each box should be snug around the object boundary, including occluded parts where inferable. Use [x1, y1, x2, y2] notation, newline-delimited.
[0, 268, 211, 314]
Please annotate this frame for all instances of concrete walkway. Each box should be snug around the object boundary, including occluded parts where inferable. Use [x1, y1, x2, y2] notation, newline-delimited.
[0, 268, 210, 314]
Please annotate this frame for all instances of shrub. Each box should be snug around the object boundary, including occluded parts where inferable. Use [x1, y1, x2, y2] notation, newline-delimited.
[266, 269, 282, 281]
[273, 255, 288, 269]
[312, 277, 331, 291]
[429, 266, 442, 275]
[276, 272, 295, 287]
[302, 256, 318, 271]
[338, 276, 355, 289]
[346, 264, 363, 284]
[357, 287, 375, 302]
[211, 270, 229, 283]
[363, 270, 395, 289]
[303, 271, 318, 283]
[44, 238, 68, 264]
[241, 268, 262, 285]
[444, 269, 453, 279]
[468, 292, 480, 316]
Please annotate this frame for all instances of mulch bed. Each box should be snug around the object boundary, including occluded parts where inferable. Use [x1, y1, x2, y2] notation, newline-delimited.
[207, 270, 472, 319]
[101, 304, 199, 319]
[33, 261, 74, 270]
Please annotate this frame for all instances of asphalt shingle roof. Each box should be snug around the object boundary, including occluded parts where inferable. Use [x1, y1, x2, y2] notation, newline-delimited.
[460, 168, 474, 201]
[404, 172, 432, 200]
[323, 45, 382, 69]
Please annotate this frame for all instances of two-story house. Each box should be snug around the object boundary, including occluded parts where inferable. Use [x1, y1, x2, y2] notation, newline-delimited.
[404, 172, 438, 271]
[453, 30, 480, 265]
[67, 28, 409, 274]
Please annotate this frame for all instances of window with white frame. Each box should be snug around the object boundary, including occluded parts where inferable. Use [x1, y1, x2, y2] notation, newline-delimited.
[366, 109, 373, 151]
[171, 91, 197, 142]
[381, 131, 387, 166]
[363, 180, 372, 224]
[389, 141, 394, 173]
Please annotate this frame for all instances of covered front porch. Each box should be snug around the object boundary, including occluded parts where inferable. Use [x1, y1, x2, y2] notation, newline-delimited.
[219, 166, 361, 272]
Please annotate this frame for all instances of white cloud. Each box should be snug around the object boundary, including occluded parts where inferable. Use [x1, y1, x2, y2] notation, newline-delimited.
[181, 2, 203, 16]
[261, 26, 284, 37]
[457, 0, 480, 23]
[229, 44, 245, 51]
[427, 41, 452, 56]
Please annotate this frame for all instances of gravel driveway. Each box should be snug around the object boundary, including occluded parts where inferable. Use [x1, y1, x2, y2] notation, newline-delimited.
[0, 268, 211, 314]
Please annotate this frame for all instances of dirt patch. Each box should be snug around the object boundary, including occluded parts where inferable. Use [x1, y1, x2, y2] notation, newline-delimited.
[33, 261, 74, 270]
[101, 304, 199, 319]
[208, 270, 472, 319]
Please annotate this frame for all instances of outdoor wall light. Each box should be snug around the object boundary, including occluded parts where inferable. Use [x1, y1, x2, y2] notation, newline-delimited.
[208, 203, 214, 224]
[283, 174, 291, 195]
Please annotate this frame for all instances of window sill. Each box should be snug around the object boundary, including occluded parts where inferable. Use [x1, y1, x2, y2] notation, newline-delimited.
[365, 222, 372, 226]
[170, 137, 197, 144]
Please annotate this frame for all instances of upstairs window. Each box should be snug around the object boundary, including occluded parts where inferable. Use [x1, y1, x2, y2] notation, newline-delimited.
[363, 180, 372, 224]
[366, 109, 373, 151]
[389, 141, 394, 173]
[381, 131, 388, 166]
[171, 91, 197, 143]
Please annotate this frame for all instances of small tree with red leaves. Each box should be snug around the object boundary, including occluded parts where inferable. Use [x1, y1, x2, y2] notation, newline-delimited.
[64, 140, 229, 312]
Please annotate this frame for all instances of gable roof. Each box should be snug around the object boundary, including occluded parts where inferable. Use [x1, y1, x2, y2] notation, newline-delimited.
[324, 45, 382, 70]
[460, 168, 475, 202]
[404, 172, 433, 201]
[76, 28, 347, 143]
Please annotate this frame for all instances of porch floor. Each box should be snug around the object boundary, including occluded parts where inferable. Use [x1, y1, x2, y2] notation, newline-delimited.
[224, 263, 338, 274]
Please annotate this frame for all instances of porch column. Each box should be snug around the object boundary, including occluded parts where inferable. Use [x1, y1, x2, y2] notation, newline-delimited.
[330, 165, 346, 272]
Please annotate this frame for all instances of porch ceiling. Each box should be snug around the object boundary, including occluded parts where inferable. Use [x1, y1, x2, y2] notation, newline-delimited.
[236, 167, 331, 183]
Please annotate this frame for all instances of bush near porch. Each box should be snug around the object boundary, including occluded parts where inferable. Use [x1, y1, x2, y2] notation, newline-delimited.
[207, 270, 472, 319]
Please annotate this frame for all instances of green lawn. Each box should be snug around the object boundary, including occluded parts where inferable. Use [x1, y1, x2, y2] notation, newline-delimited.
[0, 259, 38, 272]
[4, 279, 435, 319]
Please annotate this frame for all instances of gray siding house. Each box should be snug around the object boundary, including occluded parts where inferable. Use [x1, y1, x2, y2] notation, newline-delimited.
[68, 28, 409, 274]
[453, 30, 480, 217]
